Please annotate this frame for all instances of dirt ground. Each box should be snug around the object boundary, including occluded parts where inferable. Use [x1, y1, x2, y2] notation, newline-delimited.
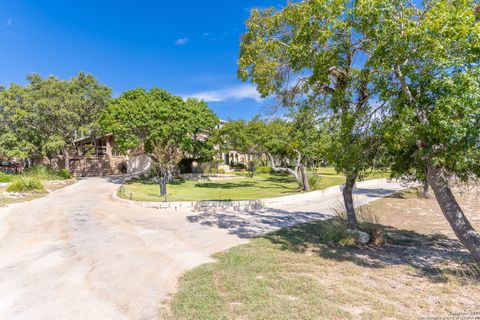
[165, 187, 480, 320]
[343, 187, 480, 275]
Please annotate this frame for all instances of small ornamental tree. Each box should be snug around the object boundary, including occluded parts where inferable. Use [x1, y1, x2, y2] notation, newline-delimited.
[101, 88, 218, 198]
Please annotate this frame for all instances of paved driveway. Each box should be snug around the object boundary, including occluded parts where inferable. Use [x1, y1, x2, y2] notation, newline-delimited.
[0, 177, 404, 319]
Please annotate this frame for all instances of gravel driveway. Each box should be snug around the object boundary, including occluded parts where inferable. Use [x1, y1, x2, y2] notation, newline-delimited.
[0, 177, 404, 319]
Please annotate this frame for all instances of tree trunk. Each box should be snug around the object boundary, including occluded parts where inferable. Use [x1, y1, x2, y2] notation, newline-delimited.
[427, 161, 480, 264]
[422, 180, 432, 199]
[157, 167, 167, 198]
[250, 159, 255, 177]
[63, 148, 70, 172]
[299, 164, 309, 191]
[268, 152, 301, 183]
[342, 175, 357, 229]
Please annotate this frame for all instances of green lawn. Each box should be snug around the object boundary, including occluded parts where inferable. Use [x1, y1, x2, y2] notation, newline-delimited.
[121, 174, 347, 202]
[121, 168, 389, 202]
[312, 167, 390, 179]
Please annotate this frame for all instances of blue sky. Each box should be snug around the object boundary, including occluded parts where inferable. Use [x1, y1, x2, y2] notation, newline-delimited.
[0, 0, 284, 119]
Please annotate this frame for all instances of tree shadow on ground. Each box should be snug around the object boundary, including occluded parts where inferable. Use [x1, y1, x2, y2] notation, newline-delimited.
[263, 219, 479, 283]
[263, 176, 297, 184]
[187, 207, 331, 239]
[195, 181, 257, 189]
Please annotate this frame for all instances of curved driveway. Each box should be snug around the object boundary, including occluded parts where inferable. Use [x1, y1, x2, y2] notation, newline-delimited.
[0, 177, 404, 319]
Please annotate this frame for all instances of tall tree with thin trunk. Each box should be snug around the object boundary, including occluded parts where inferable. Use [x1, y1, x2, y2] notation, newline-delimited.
[356, 0, 480, 263]
[238, 0, 384, 228]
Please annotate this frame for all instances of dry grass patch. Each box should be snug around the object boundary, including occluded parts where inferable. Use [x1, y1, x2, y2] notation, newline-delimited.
[163, 188, 480, 319]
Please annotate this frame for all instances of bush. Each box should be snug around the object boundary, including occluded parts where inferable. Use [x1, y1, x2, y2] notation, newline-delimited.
[24, 165, 69, 180]
[209, 168, 218, 174]
[255, 166, 272, 174]
[7, 177, 46, 193]
[217, 168, 226, 174]
[0, 172, 12, 183]
[267, 218, 357, 250]
[308, 174, 321, 190]
[58, 169, 72, 179]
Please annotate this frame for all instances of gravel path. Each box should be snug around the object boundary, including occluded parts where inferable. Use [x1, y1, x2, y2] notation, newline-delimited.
[0, 177, 405, 319]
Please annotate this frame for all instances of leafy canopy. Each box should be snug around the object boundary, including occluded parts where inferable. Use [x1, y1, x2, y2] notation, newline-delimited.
[100, 88, 219, 163]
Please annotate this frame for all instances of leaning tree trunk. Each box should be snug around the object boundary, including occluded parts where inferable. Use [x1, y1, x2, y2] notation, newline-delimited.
[342, 174, 357, 229]
[267, 152, 302, 184]
[427, 161, 480, 264]
[299, 164, 309, 191]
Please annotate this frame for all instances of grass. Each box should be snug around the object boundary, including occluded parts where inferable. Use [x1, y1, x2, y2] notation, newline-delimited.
[0, 186, 44, 208]
[311, 167, 390, 179]
[0, 166, 75, 207]
[22, 166, 71, 180]
[120, 173, 347, 202]
[122, 167, 389, 202]
[6, 177, 46, 193]
[163, 189, 480, 319]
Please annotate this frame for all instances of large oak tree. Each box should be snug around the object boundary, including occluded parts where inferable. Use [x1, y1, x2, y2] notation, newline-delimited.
[101, 88, 218, 197]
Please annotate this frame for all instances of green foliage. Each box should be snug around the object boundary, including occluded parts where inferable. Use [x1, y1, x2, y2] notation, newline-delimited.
[0, 73, 111, 160]
[101, 88, 218, 195]
[23, 166, 70, 180]
[354, 0, 480, 181]
[217, 168, 226, 174]
[255, 166, 272, 174]
[307, 174, 321, 191]
[0, 172, 12, 183]
[58, 169, 72, 179]
[209, 168, 218, 174]
[267, 218, 356, 249]
[7, 177, 45, 193]
[238, 0, 385, 182]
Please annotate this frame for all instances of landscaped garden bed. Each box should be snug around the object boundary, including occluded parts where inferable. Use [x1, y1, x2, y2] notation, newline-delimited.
[0, 166, 75, 208]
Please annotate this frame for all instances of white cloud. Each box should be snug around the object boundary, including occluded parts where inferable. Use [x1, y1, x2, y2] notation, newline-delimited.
[174, 37, 189, 45]
[183, 84, 263, 103]
[5, 18, 12, 27]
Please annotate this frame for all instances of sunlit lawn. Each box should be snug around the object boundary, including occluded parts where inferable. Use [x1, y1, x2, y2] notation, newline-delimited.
[120, 167, 390, 202]
[121, 173, 347, 202]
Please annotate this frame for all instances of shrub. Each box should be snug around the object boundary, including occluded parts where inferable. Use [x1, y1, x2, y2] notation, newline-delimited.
[24, 165, 69, 180]
[7, 177, 46, 193]
[217, 168, 226, 174]
[58, 169, 72, 179]
[255, 166, 272, 174]
[321, 219, 356, 246]
[209, 168, 218, 174]
[0, 172, 12, 183]
[267, 218, 357, 250]
[308, 174, 321, 190]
